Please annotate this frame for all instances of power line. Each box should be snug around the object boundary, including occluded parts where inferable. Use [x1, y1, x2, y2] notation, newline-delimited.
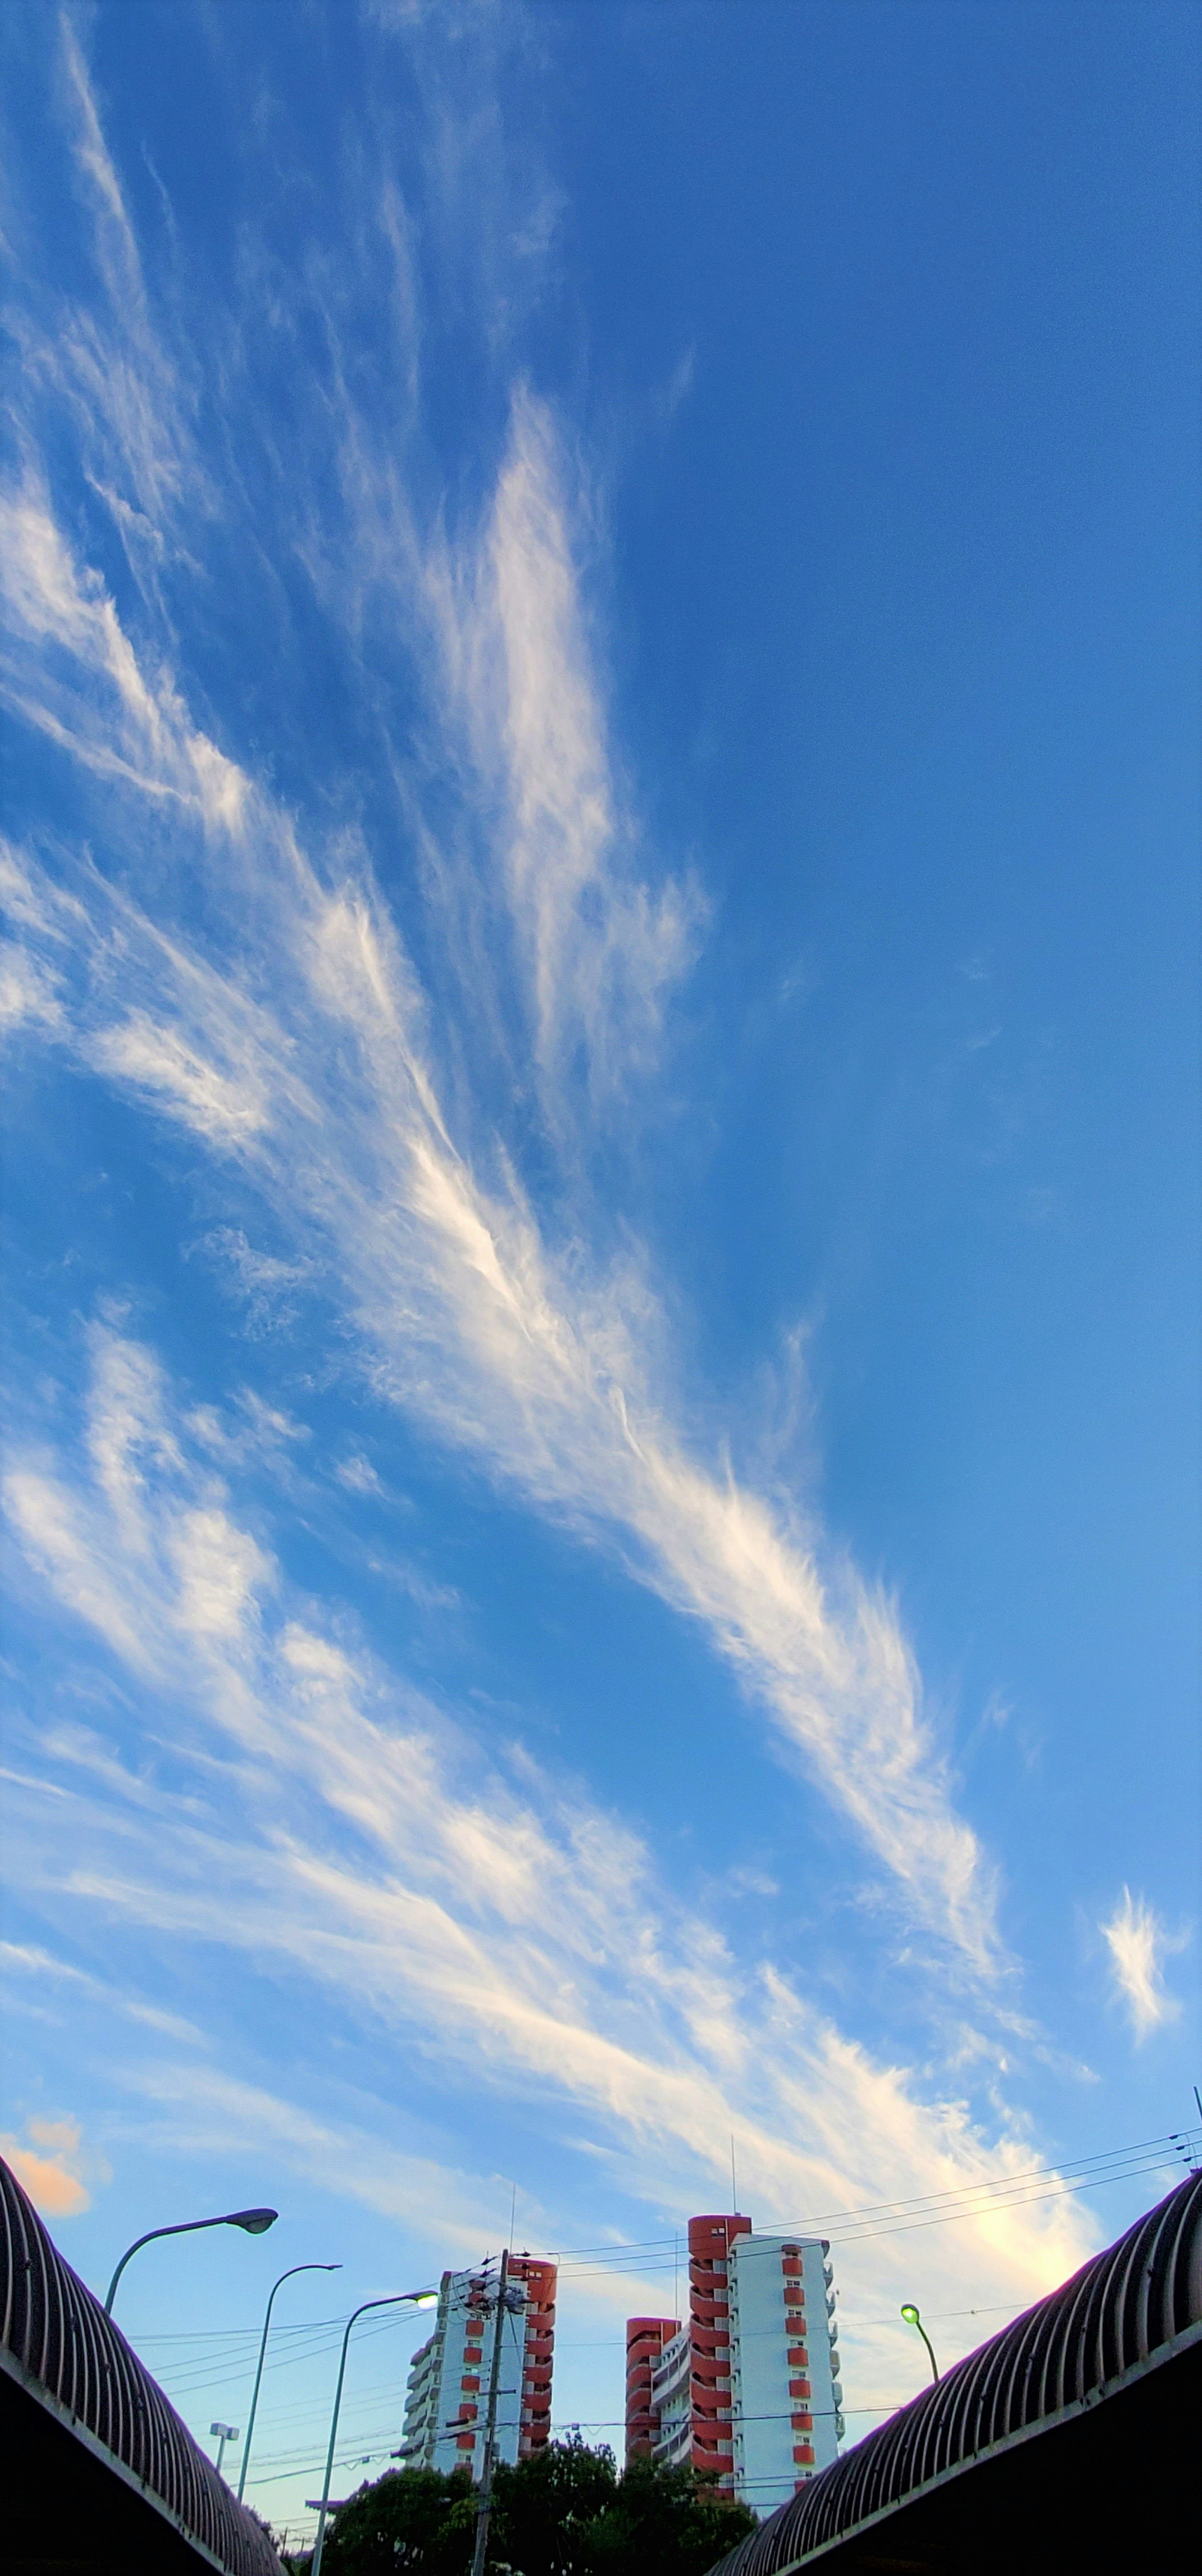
[545, 2130, 1194, 2270]
[152, 2124, 1194, 2508]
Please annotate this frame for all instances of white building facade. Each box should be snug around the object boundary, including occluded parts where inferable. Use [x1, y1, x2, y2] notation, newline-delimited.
[727, 2234, 843, 2516]
[396, 2257, 556, 2477]
[648, 2323, 692, 2469]
[639, 2217, 843, 2519]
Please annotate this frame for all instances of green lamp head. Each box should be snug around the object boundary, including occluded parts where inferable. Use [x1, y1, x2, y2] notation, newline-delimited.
[900, 2304, 921, 2326]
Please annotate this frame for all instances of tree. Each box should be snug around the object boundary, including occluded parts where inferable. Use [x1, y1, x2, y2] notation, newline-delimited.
[585, 2455, 755, 2575]
[320, 2463, 476, 2571]
[318, 2446, 756, 2576]
[490, 2433, 620, 2573]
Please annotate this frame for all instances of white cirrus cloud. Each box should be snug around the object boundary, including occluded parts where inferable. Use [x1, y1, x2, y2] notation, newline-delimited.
[0, 479, 245, 833]
[0, 940, 64, 1035]
[3, 1325, 1097, 2354]
[431, 386, 706, 1110]
[0, 522, 997, 1970]
[1100, 1887, 1186, 2042]
[1, 31, 1000, 1977]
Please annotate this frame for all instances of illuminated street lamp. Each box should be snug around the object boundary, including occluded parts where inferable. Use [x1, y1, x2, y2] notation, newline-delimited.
[237, 2262, 343, 2501]
[104, 2208, 278, 2314]
[310, 2289, 438, 2576]
[900, 2302, 940, 2383]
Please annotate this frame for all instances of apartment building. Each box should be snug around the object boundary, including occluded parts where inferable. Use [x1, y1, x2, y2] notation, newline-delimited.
[624, 2315, 680, 2461]
[626, 2212, 843, 2518]
[728, 2230, 843, 2514]
[397, 2254, 556, 2476]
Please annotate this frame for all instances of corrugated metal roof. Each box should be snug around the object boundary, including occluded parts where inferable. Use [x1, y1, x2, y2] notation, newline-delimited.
[706, 2165, 1202, 2576]
[1, 2153, 281, 2575]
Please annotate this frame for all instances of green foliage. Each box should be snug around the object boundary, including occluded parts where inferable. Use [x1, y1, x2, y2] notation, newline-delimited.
[490, 2435, 622, 2572]
[316, 2442, 756, 2575]
[583, 2453, 756, 2574]
[318, 2463, 476, 2571]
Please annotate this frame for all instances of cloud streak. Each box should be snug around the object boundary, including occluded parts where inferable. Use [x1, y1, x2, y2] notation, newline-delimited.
[433, 386, 704, 1108]
[1100, 1887, 1184, 2042]
[4, 1326, 1091, 2340]
[2, 6, 1006, 2243]
[2, 756, 995, 1962]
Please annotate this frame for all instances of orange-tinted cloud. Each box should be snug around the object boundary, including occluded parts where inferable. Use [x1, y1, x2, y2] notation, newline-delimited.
[1, 2117, 91, 2216]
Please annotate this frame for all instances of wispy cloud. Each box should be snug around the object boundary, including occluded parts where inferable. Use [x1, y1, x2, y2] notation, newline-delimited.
[3, 16, 1000, 2121]
[1100, 1887, 1185, 2042]
[108, 2058, 551, 2268]
[0, 939, 64, 1035]
[0, 2114, 94, 2218]
[0, 479, 245, 828]
[200, 1228, 314, 1331]
[4, 1326, 1091, 2341]
[430, 386, 704, 1111]
[336, 1452, 386, 1497]
[0, 1937, 206, 2045]
[1, 691, 997, 1969]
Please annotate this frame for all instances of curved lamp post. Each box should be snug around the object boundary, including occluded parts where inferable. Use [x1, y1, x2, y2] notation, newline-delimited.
[311, 2289, 437, 2576]
[237, 2262, 342, 2502]
[104, 2208, 278, 2316]
[900, 2302, 939, 2383]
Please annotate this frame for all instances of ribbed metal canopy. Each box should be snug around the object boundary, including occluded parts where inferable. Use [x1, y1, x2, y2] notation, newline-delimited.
[2, 2153, 282, 2575]
[706, 2166, 1202, 2575]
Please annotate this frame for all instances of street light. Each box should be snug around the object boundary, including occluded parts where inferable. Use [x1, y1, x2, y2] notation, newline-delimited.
[237, 2262, 343, 2502]
[211, 2422, 240, 2478]
[104, 2207, 278, 2315]
[310, 2290, 438, 2576]
[900, 2303, 940, 2383]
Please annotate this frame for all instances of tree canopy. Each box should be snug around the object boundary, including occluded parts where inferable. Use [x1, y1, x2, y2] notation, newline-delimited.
[303, 2441, 756, 2575]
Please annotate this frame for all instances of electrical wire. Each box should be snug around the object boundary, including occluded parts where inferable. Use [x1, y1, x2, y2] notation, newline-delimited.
[148, 2124, 1195, 2514]
[545, 2130, 1196, 2272]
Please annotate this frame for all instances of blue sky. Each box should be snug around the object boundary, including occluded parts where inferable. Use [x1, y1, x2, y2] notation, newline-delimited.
[1, 0, 1198, 2544]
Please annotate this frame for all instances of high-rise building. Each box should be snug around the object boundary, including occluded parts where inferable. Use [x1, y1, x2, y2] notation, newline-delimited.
[627, 2213, 843, 2519]
[397, 2255, 557, 2476]
[624, 2315, 680, 2461]
[727, 2231, 843, 2515]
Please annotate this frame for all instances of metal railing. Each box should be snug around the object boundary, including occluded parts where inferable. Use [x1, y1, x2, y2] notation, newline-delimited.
[706, 2167, 1202, 2576]
[1, 2155, 281, 2576]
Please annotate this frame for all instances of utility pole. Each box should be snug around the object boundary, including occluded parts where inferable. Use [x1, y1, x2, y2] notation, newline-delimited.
[470, 2249, 510, 2576]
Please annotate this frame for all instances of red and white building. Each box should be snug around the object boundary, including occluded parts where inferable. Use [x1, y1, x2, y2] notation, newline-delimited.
[398, 2254, 557, 2475]
[625, 2314, 681, 2461]
[626, 2212, 843, 2518]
